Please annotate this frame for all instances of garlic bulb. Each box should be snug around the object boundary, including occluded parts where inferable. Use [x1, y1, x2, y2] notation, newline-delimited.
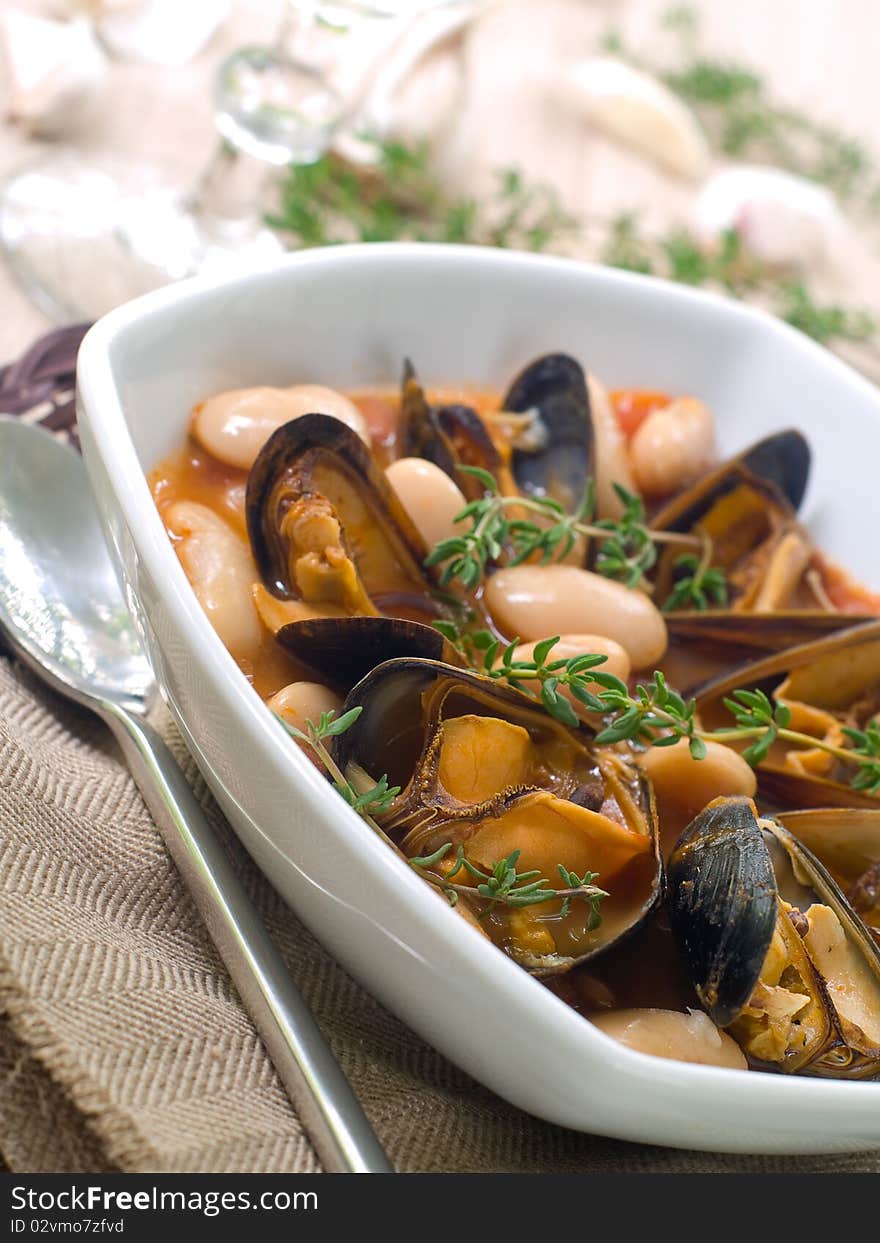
[692, 166, 843, 268]
[563, 57, 710, 180]
[360, 5, 475, 141]
[2, 8, 107, 137]
[96, 0, 230, 67]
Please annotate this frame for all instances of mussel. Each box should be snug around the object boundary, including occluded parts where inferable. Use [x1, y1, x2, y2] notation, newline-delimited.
[399, 354, 600, 566]
[399, 361, 511, 501]
[667, 796, 880, 1077]
[333, 658, 662, 974]
[695, 620, 880, 809]
[654, 430, 875, 686]
[652, 430, 813, 610]
[245, 412, 454, 685]
[652, 429, 810, 528]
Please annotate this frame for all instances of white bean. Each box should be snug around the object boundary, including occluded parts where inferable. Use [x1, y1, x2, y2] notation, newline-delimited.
[637, 737, 756, 815]
[591, 1008, 747, 1069]
[588, 374, 638, 520]
[513, 635, 630, 717]
[629, 396, 716, 498]
[166, 501, 262, 661]
[267, 681, 343, 732]
[485, 564, 667, 669]
[193, 384, 369, 470]
[385, 457, 468, 550]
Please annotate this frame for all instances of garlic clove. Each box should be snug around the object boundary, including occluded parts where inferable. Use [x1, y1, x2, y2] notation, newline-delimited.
[692, 165, 843, 269]
[96, 0, 230, 68]
[2, 8, 107, 137]
[563, 56, 710, 181]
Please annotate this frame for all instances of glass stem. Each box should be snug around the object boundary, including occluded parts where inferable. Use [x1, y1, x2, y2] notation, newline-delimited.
[182, 2, 314, 238]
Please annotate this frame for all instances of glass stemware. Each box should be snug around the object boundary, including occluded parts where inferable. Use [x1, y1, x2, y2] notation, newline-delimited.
[0, 1, 476, 322]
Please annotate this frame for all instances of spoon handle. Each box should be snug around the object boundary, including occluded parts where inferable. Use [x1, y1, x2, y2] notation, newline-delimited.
[99, 701, 393, 1175]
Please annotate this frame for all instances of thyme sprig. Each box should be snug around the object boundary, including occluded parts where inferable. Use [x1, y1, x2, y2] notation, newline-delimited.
[593, 483, 658, 587]
[710, 694, 880, 796]
[662, 552, 728, 613]
[590, 673, 880, 793]
[424, 465, 724, 608]
[268, 141, 577, 253]
[276, 707, 400, 827]
[432, 625, 620, 728]
[276, 707, 612, 915]
[583, 672, 880, 794]
[266, 116, 878, 363]
[588, 669, 708, 761]
[842, 721, 880, 795]
[428, 632, 880, 795]
[408, 843, 607, 923]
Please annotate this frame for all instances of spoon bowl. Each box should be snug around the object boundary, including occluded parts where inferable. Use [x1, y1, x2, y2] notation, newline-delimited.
[0, 417, 152, 713]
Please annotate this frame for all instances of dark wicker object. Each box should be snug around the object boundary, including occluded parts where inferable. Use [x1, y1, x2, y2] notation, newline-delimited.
[0, 324, 91, 449]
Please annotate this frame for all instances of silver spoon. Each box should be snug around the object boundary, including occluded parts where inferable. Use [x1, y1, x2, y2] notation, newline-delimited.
[0, 416, 392, 1175]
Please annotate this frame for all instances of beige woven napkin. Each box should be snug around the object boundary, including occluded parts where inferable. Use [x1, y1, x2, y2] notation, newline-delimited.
[2, 653, 879, 1173]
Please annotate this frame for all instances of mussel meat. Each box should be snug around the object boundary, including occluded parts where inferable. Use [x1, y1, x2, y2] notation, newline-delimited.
[333, 658, 662, 974]
[667, 795, 880, 1077]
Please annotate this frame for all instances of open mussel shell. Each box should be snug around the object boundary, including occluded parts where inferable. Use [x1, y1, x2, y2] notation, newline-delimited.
[777, 808, 880, 943]
[652, 431, 809, 602]
[334, 656, 596, 787]
[654, 426, 872, 684]
[247, 412, 434, 601]
[502, 353, 593, 514]
[695, 620, 880, 809]
[245, 413, 452, 681]
[334, 658, 662, 975]
[652, 429, 811, 536]
[399, 359, 443, 463]
[399, 361, 504, 501]
[667, 795, 880, 1077]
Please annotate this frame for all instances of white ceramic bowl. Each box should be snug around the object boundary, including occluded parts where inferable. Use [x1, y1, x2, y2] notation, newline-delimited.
[77, 244, 880, 1155]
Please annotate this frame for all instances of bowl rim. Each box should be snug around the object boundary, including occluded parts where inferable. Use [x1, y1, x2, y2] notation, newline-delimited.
[76, 243, 880, 1137]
